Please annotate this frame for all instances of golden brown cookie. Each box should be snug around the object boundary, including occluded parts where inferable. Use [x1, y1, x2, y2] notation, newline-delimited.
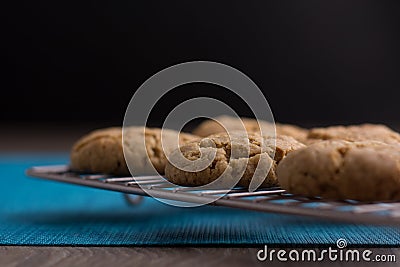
[192, 116, 265, 137]
[276, 124, 308, 143]
[165, 132, 305, 188]
[306, 124, 400, 145]
[277, 140, 400, 201]
[70, 127, 198, 175]
[192, 116, 308, 142]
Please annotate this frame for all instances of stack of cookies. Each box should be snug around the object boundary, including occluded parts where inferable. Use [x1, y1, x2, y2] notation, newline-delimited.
[70, 116, 400, 201]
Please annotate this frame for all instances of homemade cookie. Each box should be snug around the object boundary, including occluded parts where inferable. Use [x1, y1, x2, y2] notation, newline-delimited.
[192, 115, 308, 142]
[277, 140, 400, 201]
[192, 116, 268, 137]
[276, 124, 308, 143]
[70, 127, 198, 175]
[307, 124, 400, 144]
[165, 132, 305, 188]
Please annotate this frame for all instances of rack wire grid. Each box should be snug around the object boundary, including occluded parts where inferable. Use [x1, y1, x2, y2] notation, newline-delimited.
[26, 165, 400, 226]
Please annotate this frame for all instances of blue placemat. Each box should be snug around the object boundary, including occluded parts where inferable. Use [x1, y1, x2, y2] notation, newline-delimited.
[0, 154, 400, 246]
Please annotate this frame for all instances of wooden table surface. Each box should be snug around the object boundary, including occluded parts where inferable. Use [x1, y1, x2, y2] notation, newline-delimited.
[0, 247, 399, 267]
[1, 124, 399, 266]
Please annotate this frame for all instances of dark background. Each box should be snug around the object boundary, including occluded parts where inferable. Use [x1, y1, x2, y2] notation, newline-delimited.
[2, 0, 400, 128]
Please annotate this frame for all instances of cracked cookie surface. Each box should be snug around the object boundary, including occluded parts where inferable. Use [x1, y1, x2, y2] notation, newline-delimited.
[165, 132, 305, 188]
[277, 140, 400, 201]
[306, 124, 400, 144]
[70, 127, 198, 175]
[192, 115, 308, 143]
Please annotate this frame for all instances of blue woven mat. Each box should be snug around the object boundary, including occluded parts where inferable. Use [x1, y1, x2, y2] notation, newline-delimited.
[0, 154, 400, 246]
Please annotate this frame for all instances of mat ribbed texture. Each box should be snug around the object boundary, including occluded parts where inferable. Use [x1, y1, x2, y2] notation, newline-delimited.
[1, 154, 399, 246]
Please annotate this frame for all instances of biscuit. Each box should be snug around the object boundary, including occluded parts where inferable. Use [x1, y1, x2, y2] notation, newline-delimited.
[277, 140, 400, 201]
[192, 115, 308, 142]
[192, 116, 267, 137]
[276, 124, 308, 143]
[165, 132, 305, 188]
[306, 124, 400, 145]
[70, 127, 198, 175]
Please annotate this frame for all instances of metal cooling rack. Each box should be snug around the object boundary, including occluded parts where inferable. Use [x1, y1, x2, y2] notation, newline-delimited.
[26, 165, 400, 226]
